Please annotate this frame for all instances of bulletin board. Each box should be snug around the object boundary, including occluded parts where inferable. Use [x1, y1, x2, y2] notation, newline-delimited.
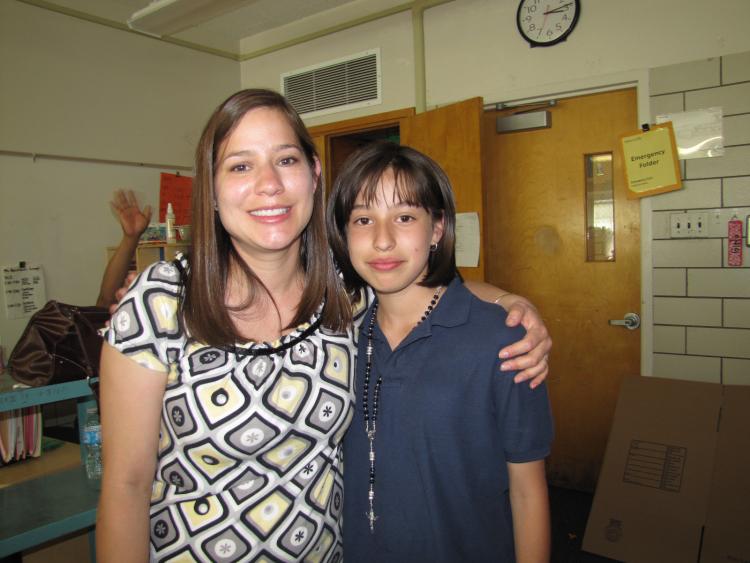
[159, 172, 193, 224]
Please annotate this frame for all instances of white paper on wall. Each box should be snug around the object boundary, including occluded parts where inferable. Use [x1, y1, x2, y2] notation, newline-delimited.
[3, 263, 46, 320]
[456, 212, 480, 268]
[655, 107, 724, 160]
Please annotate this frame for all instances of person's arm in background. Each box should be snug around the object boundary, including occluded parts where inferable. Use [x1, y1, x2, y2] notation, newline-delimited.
[96, 190, 151, 308]
[508, 460, 551, 563]
[465, 280, 551, 388]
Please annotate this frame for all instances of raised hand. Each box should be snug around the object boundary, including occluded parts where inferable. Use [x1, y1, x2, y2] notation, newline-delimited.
[111, 189, 151, 239]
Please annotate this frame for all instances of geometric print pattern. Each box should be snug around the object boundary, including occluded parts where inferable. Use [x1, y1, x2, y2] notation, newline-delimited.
[107, 258, 367, 562]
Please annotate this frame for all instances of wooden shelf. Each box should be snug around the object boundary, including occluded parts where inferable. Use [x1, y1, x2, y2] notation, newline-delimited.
[0, 441, 81, 490]
[106, 241, 189, 273]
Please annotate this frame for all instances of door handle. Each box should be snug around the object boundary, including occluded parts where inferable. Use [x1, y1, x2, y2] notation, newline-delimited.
[608, 312, 641, 330]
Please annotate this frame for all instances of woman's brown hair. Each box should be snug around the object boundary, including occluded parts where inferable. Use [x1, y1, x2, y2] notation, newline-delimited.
[184, 89, 351, 345]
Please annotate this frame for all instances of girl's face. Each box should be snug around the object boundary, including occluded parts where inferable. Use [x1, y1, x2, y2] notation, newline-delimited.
[214, 107, 320, 262]
[346, 168, 444, 298]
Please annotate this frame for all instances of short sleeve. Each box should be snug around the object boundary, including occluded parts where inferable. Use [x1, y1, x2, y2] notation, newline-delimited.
[104, 260, 185, 373]
[496, 365, 554, 463]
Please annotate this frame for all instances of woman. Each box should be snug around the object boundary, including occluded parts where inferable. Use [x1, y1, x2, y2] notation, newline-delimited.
[328, 142, 553, 562]
[97, 89, 550, 562]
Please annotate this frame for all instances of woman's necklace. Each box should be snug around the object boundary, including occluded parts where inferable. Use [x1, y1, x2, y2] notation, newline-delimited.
[362, 285, 443, 533]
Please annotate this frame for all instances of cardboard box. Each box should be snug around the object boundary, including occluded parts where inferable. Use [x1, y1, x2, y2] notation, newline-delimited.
[583, 376, 750, 563]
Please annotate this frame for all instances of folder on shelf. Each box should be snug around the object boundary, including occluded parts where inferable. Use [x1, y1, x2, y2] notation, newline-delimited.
[0, 406, 42, 465]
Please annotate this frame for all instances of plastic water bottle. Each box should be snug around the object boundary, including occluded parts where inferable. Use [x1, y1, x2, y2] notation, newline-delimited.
[82, 406, 102, 481]
[166, 202, 177, 243]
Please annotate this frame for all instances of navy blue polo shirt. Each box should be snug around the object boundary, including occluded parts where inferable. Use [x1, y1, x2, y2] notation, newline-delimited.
[343, 277, 554, 563]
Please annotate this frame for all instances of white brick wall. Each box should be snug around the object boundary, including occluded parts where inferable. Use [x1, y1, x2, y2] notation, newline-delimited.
[653, 268, 686, 296]
[649, 58, 720, 95]
[650, 179, 721, 211]
[724, 177, 750, 206]
[654, 297, 722, 326]
[654, 325, 685, 353]
[653, 354, 721, 383]
[724, 358, 750, 384]
[649, 51, 750, 385]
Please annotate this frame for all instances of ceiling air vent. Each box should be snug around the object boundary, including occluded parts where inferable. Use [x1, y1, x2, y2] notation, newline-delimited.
[282, 49, 381, 118]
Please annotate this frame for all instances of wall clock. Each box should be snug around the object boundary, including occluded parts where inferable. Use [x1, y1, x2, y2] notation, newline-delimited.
[516, 0, 580, 47]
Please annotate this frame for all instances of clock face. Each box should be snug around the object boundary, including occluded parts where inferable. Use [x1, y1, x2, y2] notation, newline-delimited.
[516, 0, 580, 47]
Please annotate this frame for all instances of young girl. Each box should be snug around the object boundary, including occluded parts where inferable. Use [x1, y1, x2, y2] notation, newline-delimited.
[327, 142, 554, 562]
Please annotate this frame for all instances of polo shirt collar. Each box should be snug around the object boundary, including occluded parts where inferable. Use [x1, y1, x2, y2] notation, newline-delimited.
[359, 276, 470, 340]
[424, 276, 470, 330]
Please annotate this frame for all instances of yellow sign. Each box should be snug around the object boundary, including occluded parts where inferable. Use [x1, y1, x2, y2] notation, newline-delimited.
[620, 122, 681, 198]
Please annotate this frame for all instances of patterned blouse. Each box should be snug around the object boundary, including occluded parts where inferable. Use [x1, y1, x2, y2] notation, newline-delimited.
[106, 258, 366, 562]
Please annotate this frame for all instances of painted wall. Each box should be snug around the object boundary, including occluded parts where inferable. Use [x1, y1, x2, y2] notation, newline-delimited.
[0, 1, 239, 353]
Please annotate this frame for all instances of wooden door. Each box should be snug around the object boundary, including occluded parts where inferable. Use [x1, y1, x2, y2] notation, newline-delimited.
[483, 88, 640, 491]
[401, 97, 485, 282]
[310, 99, 486, 282]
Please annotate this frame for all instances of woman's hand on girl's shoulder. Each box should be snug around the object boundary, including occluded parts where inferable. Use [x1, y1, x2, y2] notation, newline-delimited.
[496, 296, 550, 388]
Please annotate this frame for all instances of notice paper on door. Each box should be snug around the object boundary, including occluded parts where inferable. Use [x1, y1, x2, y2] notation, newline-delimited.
[2, 263, 46, 320]
[456, 212, 480, 268]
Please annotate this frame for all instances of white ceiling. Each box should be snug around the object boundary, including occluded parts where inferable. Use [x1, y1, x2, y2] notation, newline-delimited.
[40, 0, 410, 56]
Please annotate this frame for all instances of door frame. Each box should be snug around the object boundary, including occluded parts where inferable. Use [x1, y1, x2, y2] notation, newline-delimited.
[308, 107, 415, 194]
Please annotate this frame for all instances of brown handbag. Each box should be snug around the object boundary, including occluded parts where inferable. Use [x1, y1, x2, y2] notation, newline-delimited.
[8, 301, 109, 388]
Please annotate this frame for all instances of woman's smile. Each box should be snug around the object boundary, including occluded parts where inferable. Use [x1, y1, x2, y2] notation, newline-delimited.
[248, 206, 292, 220]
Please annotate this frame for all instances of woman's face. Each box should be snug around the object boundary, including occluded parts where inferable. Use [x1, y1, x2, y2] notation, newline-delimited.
[214, 107, 320, 262]
[346, 169, 444, 298]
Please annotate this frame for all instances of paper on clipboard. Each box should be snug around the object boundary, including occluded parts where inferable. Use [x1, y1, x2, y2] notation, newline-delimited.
[655, 107, 724, 160]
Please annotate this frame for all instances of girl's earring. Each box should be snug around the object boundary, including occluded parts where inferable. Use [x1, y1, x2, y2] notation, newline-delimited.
[213, 201, 219, 212]
[430, 242, 438, 252]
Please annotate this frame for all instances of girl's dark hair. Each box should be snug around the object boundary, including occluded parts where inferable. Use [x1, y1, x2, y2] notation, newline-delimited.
[326, 141, 457, 296]
[184, 89, 350, 345]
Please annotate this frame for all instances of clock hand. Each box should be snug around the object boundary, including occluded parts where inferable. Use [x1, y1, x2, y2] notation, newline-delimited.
[537, 4, 550, 38]
[543, 2, 572, 14]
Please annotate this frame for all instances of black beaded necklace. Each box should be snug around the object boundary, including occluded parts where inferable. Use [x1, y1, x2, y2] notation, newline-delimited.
[362, 285, 442, 533]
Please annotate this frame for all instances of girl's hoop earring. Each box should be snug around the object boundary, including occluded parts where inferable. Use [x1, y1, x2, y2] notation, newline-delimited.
[430, 242, 438, 252]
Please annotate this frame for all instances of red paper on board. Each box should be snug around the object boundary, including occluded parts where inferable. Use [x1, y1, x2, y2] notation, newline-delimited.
[159, 172, 193, 224]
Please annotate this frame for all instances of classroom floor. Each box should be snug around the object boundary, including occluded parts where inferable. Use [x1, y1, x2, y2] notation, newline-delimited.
[549, 486, 620, 563]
